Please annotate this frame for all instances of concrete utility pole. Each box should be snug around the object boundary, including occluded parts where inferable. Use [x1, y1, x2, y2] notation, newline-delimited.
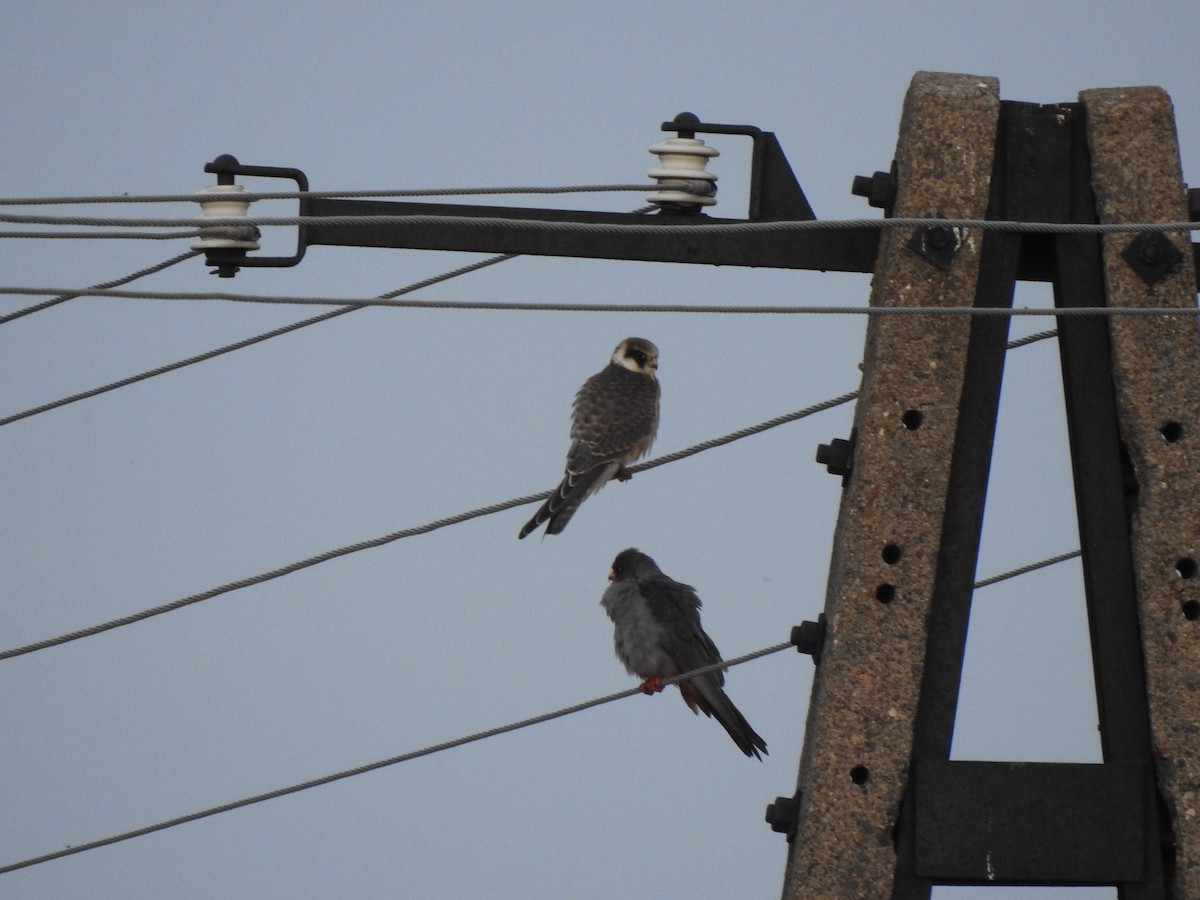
[201, 70, 1200, 900]
[778, 73, 1200, 899]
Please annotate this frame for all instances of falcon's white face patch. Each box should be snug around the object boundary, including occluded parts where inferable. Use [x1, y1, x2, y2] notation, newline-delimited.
[611, 339, 659, 374]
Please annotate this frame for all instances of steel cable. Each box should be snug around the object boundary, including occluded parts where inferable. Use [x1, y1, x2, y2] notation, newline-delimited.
[0, 250, 201, 326]
[0, 545, 1086, 875]
[0, 392, 856, 661]
[0, 640, 793, 875]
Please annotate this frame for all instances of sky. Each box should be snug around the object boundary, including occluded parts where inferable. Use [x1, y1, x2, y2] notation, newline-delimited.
[1, 3, 1197, 898]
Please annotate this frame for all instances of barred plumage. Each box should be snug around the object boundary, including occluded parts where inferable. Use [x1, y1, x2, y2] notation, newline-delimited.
[519, 338, 659, 539]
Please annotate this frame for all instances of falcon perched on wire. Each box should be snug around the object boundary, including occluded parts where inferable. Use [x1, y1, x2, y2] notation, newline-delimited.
[601, 548, 767, 759]
[518, 337, 660, 539]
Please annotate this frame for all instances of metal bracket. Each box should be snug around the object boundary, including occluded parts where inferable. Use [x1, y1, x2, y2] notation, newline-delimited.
[913, 760, 1147, 883]
[906, 215, 963, 271]
[200, 154, 309, 277]
[661, 112, 816, 221]
[1120, 230, 1183, 286]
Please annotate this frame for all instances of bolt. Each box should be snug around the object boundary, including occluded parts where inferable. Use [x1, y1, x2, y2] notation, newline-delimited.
[926, 225, 953, 249]
[666, 111, 700, 138]
[852, 170, 895, 210]
[1140, 242, 1163, 264]
[850, 174, 873, 197]
[765, 791, 802, 840]
[790, 616, 827, 665]
[816, 437, 853, 478]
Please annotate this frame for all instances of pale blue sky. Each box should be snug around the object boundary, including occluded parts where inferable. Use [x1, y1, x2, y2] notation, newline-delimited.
[2, 3, 1196, 898]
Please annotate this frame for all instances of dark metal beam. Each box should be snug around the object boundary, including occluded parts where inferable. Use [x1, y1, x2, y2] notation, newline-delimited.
[913, 760, 1146, 884]
[301, 196, 1173, 281]
[303, 197, 882, 272]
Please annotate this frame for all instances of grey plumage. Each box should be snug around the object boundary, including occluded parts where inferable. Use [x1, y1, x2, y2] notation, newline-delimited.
[519, 338, 660, 539]
[600, 548, 767, 759]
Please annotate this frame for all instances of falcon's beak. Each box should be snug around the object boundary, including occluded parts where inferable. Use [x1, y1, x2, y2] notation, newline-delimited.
[608, 570, 616, 581]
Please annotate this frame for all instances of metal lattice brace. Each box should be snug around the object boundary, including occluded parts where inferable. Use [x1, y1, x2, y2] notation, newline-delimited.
[1083, 86, 1200, 897]
[780, 72, 1002, 899]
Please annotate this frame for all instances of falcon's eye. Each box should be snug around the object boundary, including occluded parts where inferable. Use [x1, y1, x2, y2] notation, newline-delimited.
[626, 349, 647, 367]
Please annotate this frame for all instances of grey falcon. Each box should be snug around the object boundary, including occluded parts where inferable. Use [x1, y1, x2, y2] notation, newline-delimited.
[601, 547, 767, 759]
[518, 337, 660, 539]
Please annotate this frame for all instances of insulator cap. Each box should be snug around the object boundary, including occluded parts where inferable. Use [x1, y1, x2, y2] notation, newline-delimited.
[648, 136, 718, 208]
[191, 184, 262, 251]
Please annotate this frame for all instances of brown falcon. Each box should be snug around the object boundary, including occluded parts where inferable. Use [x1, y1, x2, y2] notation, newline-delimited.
[518, 338, 660, 539]
[601, 548, 767, 759]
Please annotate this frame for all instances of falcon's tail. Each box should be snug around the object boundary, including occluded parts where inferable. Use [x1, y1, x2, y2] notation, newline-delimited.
[518, 464, 613, 539]
[681, 677, 768, 760]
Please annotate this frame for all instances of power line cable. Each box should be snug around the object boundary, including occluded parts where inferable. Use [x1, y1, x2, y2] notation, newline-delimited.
[0, 212, 1193, 234]
[0, 640, 792, 876]
[4, 286, 1195, 317]
[972, 549, 1082, 589]
[0, 230, 210, 241]
[0, 202, 660, 427]
[0, 250, 201, 326]
[0, 392, 857, 661]
[0, 253, 516, 428]
[1004, 327, 1060, 349]
[0, 546, 1087, 875]
[0, 184, 662, 206]
[0, 292, 1084, 432]
[0, 331, 1059, 657]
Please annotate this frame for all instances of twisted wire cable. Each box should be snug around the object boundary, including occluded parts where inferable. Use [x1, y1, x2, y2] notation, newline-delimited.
[0, 392, 856, 661]
[0, 253, 515, 428]
[0, 212, 1193, 233]
[0, 542, 1088, 875]
[0, 184, 662, 205]
[0, 250, 201, 326]
[2, 285, 1195, 317]
[0, 639, 792, 876]
[0, 330, 1060, 660]
[973, 550, 1082, 589]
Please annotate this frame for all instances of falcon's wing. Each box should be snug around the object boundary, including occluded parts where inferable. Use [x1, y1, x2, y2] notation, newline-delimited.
[567, 367, 659, 474]
[637, 575, 725, 686]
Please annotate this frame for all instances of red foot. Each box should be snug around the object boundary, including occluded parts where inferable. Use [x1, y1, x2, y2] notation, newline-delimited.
[638, 677, 665, 695]
[614, 466, 633, 483]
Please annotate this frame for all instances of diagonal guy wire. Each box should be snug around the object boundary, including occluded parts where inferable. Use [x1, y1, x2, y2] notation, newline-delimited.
[0, 206, 662, 428]
[0, 250, 201, 326]
[0, 253, 516, 428]
[0, 331, 1058, 662]
[972, 549, 1082, 589]
[0, 392, 857, 662]
[0, 640, 792, 875]
[0, 543, 1087, 875]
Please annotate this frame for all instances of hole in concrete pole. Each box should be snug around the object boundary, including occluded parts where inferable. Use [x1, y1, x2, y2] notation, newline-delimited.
[882, 543, 903, 565]
[875, 583, 896, 604]
[1183, 600, 1200, 621]
[850, 765, 870, 785]
[901, 409, 924, 430]
[1175, 557, 1197, 579]
[1160, 421, 1184, 443]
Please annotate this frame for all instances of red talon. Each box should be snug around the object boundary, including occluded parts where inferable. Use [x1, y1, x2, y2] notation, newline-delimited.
[638, 676, 665, 695]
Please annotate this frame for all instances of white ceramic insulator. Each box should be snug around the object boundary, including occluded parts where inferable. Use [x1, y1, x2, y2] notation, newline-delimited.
[191, 184, 261, 250]
[647, 137, 718, 207]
